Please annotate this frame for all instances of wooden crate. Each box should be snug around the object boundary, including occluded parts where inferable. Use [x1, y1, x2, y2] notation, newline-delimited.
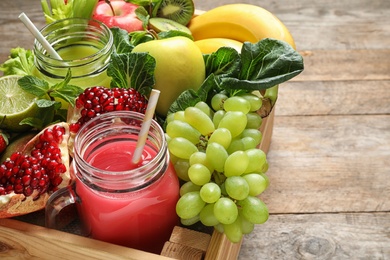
[0, 108, 274, 259]
[161, 108, 275, 260]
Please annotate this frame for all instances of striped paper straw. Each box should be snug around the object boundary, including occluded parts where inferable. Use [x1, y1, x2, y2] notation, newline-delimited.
[132, 89, 161, 164]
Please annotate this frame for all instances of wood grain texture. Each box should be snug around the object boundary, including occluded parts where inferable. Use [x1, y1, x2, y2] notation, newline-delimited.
[262, 114, 390, 213]
[0, 219, 172, 260]
[239, 212, 390, 259]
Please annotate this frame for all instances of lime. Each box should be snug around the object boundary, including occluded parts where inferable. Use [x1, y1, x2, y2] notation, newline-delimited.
[0, 75, 39, 132]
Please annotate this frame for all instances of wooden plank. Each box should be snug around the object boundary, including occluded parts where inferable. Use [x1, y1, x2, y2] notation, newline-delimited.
[239, 212, 390, 259]
[292, 49, 390, 82]
[0, 219, 172, 260]
[277, 80, 390, 116]
[260, 114, 390, 213]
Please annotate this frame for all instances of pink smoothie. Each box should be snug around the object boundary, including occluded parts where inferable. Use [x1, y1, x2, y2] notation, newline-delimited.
[73, 139, 179, 254]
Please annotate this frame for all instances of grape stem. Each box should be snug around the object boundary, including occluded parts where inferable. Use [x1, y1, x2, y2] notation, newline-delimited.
[212, 171, 226, 186]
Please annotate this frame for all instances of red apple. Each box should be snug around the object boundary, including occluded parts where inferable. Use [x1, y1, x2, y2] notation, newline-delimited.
[92, 0, 143, 33]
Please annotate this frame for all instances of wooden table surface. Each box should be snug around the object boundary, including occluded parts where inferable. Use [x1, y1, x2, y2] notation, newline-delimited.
[1, 0, 389, 259]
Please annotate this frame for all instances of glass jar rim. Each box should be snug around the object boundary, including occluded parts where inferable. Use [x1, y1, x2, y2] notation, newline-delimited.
[34, 17, 113, 63]
[73, 110, 167, 180]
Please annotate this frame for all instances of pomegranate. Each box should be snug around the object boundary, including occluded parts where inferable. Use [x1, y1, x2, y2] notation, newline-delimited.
[0, 122, 71, 218]
[68, 86, 148, 133]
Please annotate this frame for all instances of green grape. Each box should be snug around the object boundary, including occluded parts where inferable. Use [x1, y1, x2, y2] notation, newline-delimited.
[180, 181, 201, 196]
[165, 133, 172, 145]
[223, 217, 243, 243]
[242, 173, 268, 196]
[214, 223, 224, 233]
[200, 182, 221, 203]
[169, 151, 178, 164]
[208, 128, 232, 149]
[239, 93, 262, 112]
[214, 197, 238, 224]
[218, 111, 247, 138]
[224, 151, 249, 177]
[181, 215, 200, 226]
[237, 196, 269, 224]
[195, 101, 214, 118]
[211, 92, 228, 111]
[246, 112, 262, 129]
[227, 138, 245, 154]
[188, 163, 211, 186]
[244, 148, 267, 173]
[239, 214, 255, 234]
[212, 110, 225, 129]
[223, 96, 251, 114]
[176, 191, 206, 219]
[168, 137, 198, 159]
[225, 176, 250, 200]
[184, 106, 215, 136]
[241, 129, 262, 147]
[241, 136, 257, 150]
[206, 142, 228, 172]
[199, 203, 220, 226]
[189, 151, 214, 172]
[260, 172, 270, 188]
[166, 120, 201, 144]
[174, 159, 190, 181]
[173, 111, 185, 121]
[166, 113, 175, 124]
[261, 160, 269, 173]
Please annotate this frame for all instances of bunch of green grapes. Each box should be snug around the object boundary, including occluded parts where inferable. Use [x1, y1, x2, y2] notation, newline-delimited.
[165, 92, 270, 243]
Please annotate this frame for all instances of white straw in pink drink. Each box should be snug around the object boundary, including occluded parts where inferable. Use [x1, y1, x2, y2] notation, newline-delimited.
[132, 89, 161, 164]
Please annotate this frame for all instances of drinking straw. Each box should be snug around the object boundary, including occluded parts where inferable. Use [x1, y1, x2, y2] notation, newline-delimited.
[18, 12, 63, 60]
[132, 89, 161, 164]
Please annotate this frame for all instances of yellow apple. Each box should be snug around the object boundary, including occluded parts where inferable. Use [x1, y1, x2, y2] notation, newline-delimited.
[132, 36, 205, 116]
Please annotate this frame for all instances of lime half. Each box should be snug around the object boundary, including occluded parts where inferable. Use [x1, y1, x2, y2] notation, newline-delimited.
[0, 75, 39, 132]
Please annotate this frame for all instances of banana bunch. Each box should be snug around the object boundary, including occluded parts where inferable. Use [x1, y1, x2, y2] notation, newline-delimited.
[189, 4, 296, 53]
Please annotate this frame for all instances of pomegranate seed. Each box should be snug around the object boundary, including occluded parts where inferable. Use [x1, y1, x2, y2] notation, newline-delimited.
[0, 124, 68, 199]
[69, 86, 148, 134]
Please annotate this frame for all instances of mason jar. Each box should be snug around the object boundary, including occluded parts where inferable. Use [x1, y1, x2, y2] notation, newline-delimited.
[46, 111, 180, 254]
[34, 18, 113, 89]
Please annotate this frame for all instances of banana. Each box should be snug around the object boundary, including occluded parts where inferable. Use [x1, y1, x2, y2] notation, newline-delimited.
[189, 4, 296, 49]
[194, 38, 243, 54]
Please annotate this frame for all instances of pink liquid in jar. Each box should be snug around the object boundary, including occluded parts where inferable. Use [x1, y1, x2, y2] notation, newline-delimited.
[73, 137, 179, 254]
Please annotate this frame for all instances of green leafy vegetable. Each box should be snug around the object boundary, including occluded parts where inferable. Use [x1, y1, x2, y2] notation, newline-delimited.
[41, 0, 98, 23]
[17, 70, 84, 129]
[107, 52, 155, 97]
[169, 38, 304, 115]
[0, 47, 35, 76]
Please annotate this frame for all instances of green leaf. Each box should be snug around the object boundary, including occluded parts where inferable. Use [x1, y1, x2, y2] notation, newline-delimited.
[111, 28, 135, 53]
[135, 6, 150, 29]
[129, 31, 155, 46]
[107, 52, 155, 97]
[20, 100, 56, 130]
[36, 99, 57, 108]
[203, 47, 241, 78]
[18, 76, 50, 97]
[50, 84, 83, 106]
[168, 74, 220, 115]
[220, 39, 304, 91]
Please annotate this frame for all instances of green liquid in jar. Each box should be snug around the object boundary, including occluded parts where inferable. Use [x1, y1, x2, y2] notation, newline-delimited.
[57, 44, 99, 60]
[34, 44, 111, 89]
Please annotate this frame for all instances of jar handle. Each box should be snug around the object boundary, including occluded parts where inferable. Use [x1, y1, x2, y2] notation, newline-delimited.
[45, 184, 78, 229]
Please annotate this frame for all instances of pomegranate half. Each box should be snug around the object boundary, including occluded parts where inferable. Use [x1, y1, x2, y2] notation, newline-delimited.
[0, 122, 71, 218]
